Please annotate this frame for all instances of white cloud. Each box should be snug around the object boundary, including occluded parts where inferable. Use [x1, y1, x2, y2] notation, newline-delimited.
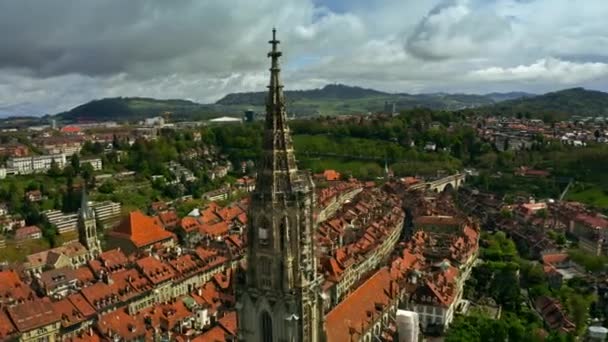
[405, 0, 513, 60]
[1, 0, 608, 116]
[470, 58, 608, 84]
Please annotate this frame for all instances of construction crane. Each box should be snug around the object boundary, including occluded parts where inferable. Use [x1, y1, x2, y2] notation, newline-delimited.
[559, 178, 574, 201]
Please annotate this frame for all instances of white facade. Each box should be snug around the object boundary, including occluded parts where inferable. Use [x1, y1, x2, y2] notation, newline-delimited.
[412, 303, 454, 330]
[90, 201, 122, 227]
[396, 310, 420, 342]
[7, 154, 67, 174]
[43, 210, 78, 234]
[80, 158, 103, 171]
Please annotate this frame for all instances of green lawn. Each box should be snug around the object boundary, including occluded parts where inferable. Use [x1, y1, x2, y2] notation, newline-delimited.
[298, 157, 383, 180]
[0, 239, 51, 263]
[566, 187, 608, 208]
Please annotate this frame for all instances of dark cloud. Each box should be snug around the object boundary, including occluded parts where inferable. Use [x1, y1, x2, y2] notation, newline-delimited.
[0, 0, 607, 117]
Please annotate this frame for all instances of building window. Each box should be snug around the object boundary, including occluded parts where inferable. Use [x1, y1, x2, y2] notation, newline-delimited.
[261, 311, 273, 342]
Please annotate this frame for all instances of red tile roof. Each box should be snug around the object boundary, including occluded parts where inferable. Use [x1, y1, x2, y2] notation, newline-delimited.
[61, 125, 81, 133]
[136, 256, 176, 285]
[52, 297, 88, 328]
[7, 299, 60, 332]
[80, 282, 116, 311]
[98, 248, 129, 273]
[180, 216, 201, 234]
[193, 325, 230, 342]
[14, 225, 41, 240]
[97, 308, 148, 341]
[575, 213, 608, 229]
[199, 221, 230, 237]
[323, 169, 341, 181]
[325, 267, 397, 342]
[158, 210, 179, 229]
[73, 266, 95, 284]
[542, 253, 569, 266]
[0, 270, 35, 304]
[110, 211, 175, 248]
[67, 293, 96, 318]
[0, 310, 16, 340]
[218, 311, 237, 336]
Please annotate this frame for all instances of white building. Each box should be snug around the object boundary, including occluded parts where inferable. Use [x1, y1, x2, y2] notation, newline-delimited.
[396, 310, 420, 342]
[209, 116, 242, 124]
[90, 201, 122, 228]
[43, 210, 78, 234]
[143, 116, 165, 126]
[80, 157, 103, 171]
[7, 154, 67, 174]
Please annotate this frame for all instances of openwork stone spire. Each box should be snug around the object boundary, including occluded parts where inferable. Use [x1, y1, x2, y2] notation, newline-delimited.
[79, 184, 94, 220]
[256, 28, 299, 196]
[237, 29, 323, 342]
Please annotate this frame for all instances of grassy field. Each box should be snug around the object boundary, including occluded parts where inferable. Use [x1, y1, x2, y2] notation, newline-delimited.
[298, 157, 383, 180]
[0, 239, 51, 263]
[566, 187, 608, 209]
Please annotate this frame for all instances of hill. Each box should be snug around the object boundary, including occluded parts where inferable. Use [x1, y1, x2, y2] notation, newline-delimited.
[483, 91, 535, 102]
[216, 84, 526, 116]
[217, 84, 388, 105]
[54, 97, 243, 123]
[482, 88, 608, 119]
[42, 84, 539, 123]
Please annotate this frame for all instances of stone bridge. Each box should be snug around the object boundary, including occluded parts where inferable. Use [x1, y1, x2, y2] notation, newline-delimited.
[409, 173, 466, 193]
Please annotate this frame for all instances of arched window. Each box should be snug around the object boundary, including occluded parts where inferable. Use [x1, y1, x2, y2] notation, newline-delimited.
[261, 311, 273, 342]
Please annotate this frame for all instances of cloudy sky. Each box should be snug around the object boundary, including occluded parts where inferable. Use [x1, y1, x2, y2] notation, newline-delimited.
[1, 0, 608, 117]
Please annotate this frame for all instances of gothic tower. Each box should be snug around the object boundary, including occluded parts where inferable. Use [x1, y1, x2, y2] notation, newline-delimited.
[78, 187, 101, 257]
[236, 29, 324, 342]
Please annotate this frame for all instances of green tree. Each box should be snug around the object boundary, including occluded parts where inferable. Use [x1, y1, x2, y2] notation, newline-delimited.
[81, 163, 95, 187]
[47, 159, 62, 177]
[98, 181, 115, 194]
[70, 154, 81, 174]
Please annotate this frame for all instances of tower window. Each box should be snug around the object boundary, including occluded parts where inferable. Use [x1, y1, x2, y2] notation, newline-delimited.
[259, 227, 269, 246]
[261, 311, 273, 342]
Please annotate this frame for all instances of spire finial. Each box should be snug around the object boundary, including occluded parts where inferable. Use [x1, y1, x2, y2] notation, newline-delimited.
[269, 28, 281, 55]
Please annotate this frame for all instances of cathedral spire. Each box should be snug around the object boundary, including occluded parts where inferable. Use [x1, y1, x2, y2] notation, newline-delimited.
[237, 30, 324, 342]
[79, 184, 93, 220]
[78, 183, 100, 256]
[256, 28, 298, 196]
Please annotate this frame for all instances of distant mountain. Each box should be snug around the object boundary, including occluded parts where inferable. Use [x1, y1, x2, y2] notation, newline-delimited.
[14, 84, 600, 125]
[216, 84, 527, 115]
[54, 97, 239, 123]
[216, 84, 388, 105]
[482, 88, 608, 119]
[483, 91, 534, 102]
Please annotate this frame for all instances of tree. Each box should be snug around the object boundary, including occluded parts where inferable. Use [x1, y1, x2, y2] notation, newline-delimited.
[63, 165, 75, 179]
[81, 163, 95, 187]
[98, 181, 116, 194]
[70, 154, 81, 174]
[47, 159, 62, 177]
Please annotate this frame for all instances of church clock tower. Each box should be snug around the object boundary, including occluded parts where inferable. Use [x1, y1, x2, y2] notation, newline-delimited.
[236, 29, 324, 342]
